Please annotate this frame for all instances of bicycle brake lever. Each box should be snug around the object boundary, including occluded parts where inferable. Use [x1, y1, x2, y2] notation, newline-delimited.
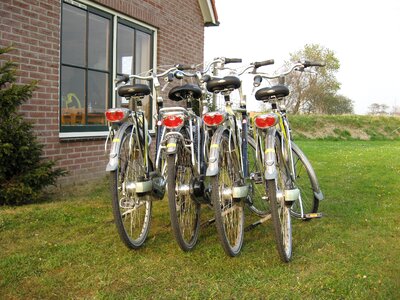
[162, 82, 170, 92]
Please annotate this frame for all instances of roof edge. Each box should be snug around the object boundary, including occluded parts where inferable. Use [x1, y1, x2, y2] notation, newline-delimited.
[198, 0, 219, 27]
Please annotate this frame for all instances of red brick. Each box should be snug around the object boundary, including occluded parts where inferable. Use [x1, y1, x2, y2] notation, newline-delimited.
[2, 0, 206, 184]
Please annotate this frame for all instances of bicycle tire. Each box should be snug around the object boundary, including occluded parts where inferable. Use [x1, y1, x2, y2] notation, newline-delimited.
[167, 133, 201, 251]
[110, 127, 152, 249]
[247, 136, 270, 216]
[211, 133, 244, 257]
[268, 135, 292, 262]
[290, 143, 319, 219]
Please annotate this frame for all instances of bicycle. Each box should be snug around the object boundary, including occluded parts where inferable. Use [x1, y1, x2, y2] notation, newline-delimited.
[104, 67, 181, 249]
[154, 65, 205, 251]
[201, 58, 275, 256]
[155, 59, 247, 252]
[246, 60, 325, 262]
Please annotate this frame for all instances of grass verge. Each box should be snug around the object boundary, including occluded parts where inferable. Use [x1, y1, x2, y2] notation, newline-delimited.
[290, 115, 400, 140]
[1, 140, 399, 299]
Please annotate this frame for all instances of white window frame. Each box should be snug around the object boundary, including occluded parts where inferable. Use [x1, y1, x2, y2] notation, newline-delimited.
[59, 0, 158, 139]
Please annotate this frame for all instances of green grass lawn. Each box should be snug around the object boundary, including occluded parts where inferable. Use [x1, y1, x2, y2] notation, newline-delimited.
[1, 140, 399, 299]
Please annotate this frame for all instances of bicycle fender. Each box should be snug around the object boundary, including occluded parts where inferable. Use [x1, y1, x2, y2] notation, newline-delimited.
[166, 137, 178, 155]
[265, 127, 277, 180]
[206, 126, 228, 177]
[106, 122, 133, 172]
[291, 142, 324, 201]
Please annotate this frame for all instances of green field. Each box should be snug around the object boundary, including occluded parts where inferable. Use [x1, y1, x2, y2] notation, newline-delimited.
[1, 140, 399, 299]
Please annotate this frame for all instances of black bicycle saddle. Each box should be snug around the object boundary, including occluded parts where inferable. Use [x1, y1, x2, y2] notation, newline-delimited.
[118, 84, 151, 98]
[206, 76, 241, 93]
[168, 84, 202, 101]
[255, 85, 289, 101]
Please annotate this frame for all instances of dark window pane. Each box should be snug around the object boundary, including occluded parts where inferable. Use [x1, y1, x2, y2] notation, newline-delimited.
[135, 31, 151, 74]
[135, 32, 151, 121]
[61, 4, 86, 66]
[117, 24, 134, 74]
[88, 13, 110, 71]
[61, 66, 85, 125]
[88, 71, 108, 125]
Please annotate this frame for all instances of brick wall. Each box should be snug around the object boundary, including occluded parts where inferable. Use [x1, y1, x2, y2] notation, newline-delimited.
[0, 0, 205, 185]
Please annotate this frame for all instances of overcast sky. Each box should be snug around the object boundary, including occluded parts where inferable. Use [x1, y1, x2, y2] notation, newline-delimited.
[204, 0, 400, 114]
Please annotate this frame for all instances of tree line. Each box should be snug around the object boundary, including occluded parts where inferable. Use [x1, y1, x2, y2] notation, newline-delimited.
[367, 103, 400, 116]
[281, 44, 354, 115]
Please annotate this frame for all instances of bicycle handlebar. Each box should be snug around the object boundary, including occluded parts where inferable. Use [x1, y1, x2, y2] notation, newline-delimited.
[115, 65, 194, 86]
[176, 64, 197, 71]
[253, 59, 275, 69]
[233, 59, 275, 76]
[301, 60, 326, 68]
[202, 57, 243, 74]
[253, 60, 325, 81]
[115, 74, 130, 84]
[225, 58, 242, 64]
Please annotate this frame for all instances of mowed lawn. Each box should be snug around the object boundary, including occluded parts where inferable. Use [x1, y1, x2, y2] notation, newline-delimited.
[1, 140, 399, 299]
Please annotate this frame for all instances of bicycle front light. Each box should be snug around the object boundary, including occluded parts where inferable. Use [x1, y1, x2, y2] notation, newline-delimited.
[105, 108, 129, 122]
[203, 112, 225, 127]
[162, 114, 185, 128]
[254, 113, 278, 129]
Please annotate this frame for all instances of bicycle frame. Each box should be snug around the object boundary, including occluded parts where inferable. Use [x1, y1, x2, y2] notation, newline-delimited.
[105, 102, 153, 193]
[252, 103, 325, 218]
[156, 106, 203, 177]
[247, 60, 325, 220]
[206, 95, 250, 198]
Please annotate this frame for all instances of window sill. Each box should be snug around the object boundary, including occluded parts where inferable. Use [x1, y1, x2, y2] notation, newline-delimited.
[59, 131, 108, 142]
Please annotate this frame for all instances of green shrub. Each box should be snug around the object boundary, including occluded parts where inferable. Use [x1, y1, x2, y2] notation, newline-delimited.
[0, 46, 66, 205]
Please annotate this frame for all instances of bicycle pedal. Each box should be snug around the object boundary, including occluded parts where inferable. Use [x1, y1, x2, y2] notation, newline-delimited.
[304, 212, 323, 219]
[201, 218, 215, 227]
[245, 223, 259, 232]
[151, 176, 166, 200]
[245, 214, 271, 231]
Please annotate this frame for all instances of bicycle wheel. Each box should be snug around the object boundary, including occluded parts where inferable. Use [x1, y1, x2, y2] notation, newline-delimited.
[167, 132, 200, 251]
[290, 143, 319, 219]
[268, 135, 292, 262]
[211, 133, 244, 256]
[247, 136, 269, 216]
[110, 127, 152, 249]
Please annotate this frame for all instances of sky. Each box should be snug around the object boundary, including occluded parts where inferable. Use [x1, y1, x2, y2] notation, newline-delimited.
[204, 0, 400, 114]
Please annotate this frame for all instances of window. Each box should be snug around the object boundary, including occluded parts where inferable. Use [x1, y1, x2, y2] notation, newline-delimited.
[60, 0, 155, 136]
[116, 21, 153, 118]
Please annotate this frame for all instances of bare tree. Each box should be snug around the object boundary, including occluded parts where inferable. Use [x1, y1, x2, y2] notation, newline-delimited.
[368, 103, 389, 115]
[284, 44, 343, 114]
[392, 105, 400, 116]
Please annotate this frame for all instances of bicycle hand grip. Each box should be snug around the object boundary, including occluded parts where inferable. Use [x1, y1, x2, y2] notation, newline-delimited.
[115, 74, 130, 84]
[253, 59, 274, 68]
[253, 75, 263, 87]
[167, 72, 174, 82]
[174, 70, 185, 79]
[224, 58, 242, 64]
[201, 74, 211, 83]
[301, 60, 326, 68]
[176, 64, 196, 71]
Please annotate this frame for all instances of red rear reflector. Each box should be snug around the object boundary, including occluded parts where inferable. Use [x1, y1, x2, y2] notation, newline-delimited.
[254, 114, 278, 128]
[203, 112, 225, 126]
[105, 109, 128, 122]
[163, 115, 184, 128]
